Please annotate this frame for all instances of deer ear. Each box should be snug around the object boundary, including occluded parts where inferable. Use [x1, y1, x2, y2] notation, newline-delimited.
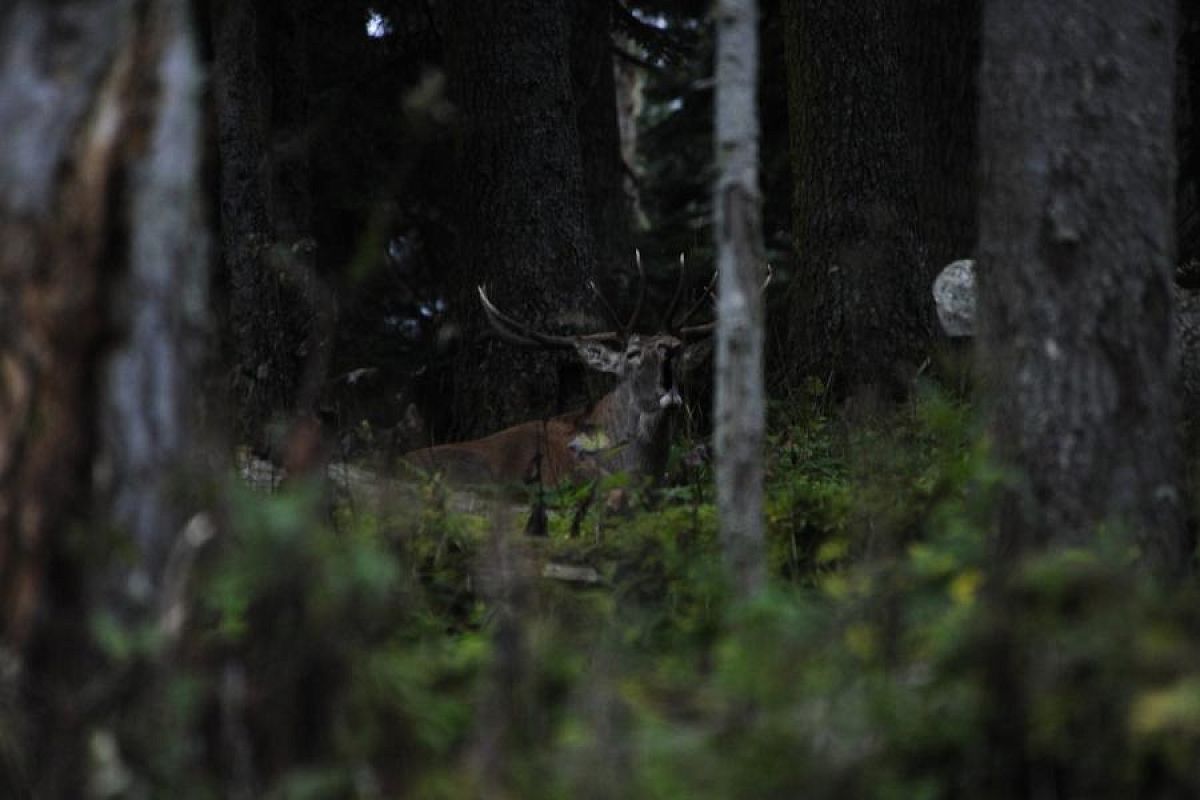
[574, 341, 623, 374]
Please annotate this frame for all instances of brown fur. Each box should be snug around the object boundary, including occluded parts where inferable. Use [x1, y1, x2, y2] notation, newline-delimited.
[402, 414, 597, 487]
[401, 335, 695, 488]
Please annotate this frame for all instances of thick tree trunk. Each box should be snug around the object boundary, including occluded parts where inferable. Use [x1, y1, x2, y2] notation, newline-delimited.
[715, 0, 767, 597]
[0, 0, 121, 664]
[210, 0, 273, 442]
[1179, 0, 1200, 275]
[0, 0, 208, 794]
[443, 0, 599, 439]
[571, 0, 634, 297]
[978, 0, 1184, 566]
[780, 0, 977, 396]
[210, 0, 321, 451]
[901, 1, 980, 273]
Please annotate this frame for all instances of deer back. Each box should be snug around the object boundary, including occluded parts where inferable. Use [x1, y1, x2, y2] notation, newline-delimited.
[401, 416, 594, 487]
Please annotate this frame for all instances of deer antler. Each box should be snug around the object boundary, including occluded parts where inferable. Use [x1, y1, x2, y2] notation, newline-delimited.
[478, 286, 622, 348]
[673, 269, 718, 333]
[623, 248, 647, 337]
[588, 278, 625, 332]
[478, 250, 682, 349]
[587, 249, 649, 338]
[677, 263, 773, 338]
[663, 252, 689, 328]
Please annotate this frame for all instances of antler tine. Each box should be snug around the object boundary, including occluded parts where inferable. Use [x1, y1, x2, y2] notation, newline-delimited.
[679, 319, 716, 338]
[676, 269, 718, 329]
[479, 286, 621, 349]
[663, 252, 688, 330]
[677, 263, 773, 339]
[588, 278, 625, 332]
[478, 286, 577, 350]
[623, 248, 647, 337]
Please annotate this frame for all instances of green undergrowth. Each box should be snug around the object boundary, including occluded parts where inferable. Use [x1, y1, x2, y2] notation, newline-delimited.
[69, 389, 1200, 797]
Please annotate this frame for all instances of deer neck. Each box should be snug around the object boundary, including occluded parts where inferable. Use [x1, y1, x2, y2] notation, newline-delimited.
[587, 382, 675, 482]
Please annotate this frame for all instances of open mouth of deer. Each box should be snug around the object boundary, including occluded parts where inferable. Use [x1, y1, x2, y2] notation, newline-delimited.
[658, 349, 683, 409]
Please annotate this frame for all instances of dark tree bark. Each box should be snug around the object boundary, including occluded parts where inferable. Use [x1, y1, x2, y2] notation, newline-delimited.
[0, 0, 208, 794]
[443, 0, 599, 439]
[900, 1, 981, 273]
[978, 0, 1184, 566]
[571, 0, 634, 295]
[1179, 0, 1200, 276]
[780, 0, 978, 396]
[210, 0, 272, 441]
[210, 0, 324, 452]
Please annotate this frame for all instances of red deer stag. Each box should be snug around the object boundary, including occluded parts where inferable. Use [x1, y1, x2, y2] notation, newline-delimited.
[402, 253, 719, 488]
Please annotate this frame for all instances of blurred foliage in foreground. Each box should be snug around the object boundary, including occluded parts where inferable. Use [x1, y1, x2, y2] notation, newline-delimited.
[21, 387, 1200, 798]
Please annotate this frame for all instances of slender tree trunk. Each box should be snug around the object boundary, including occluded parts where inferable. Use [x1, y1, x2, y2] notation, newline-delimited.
[443, 0, 599, 439]
[467, 512, 540, 797]
[978, 0, 1184, 566]
[715, 0, 767, 597]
